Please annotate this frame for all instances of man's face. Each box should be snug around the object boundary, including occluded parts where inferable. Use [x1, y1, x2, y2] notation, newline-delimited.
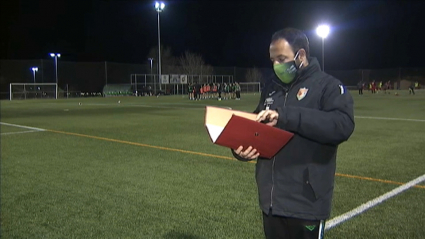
[269, 39, 296, 66]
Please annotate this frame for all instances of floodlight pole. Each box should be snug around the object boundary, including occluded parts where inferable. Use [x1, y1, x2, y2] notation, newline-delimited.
[322, 37, 325, 72]
[55, 56, 58, 84]
[50, 53, 60, 99]
[155, 2, 165, 91]
[157, 11, 162, 91]
[31, 67, 38, 98]
[148, 58, 154, 93]
[316, 25, 329, 72]
[31, 68, 37, 83]
[55, 55, 58, 99]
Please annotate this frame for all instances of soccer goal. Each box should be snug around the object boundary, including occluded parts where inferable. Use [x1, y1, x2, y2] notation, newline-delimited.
[239, 82, 261, 94]
[9, 83, 58, 100]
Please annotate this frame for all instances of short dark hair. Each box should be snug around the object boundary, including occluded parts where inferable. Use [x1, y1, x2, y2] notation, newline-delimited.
[271, 28, 310, 57]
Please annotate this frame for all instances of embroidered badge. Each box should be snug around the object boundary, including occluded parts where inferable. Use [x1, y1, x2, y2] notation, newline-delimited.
[297, 88, 308, 100]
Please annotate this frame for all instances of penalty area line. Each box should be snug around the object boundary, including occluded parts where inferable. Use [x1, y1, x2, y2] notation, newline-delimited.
[1, 130, 42, 136]
[355, 116, 425, 122]
[325, 173, 425, 230]
[0, 122, 46, 132]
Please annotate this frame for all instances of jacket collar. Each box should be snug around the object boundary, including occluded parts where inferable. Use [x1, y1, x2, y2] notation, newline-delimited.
[297, 57, 321, 80]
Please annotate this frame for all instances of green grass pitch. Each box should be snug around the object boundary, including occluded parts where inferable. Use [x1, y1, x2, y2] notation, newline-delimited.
[1, 89, 424, 238]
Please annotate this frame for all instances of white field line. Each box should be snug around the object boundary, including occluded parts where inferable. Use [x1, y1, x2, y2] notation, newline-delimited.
[1, 130, 41, 136]
[84, 103, 200, 110]
[44, 102, 233, 110]
[42, 102, 191, 110]
[82, 103, 234, 111]
[325, 173, 425, 230]
[355, 116, 425, 122]
[0, 122, 46, 131]
[43, 102, 423, 122]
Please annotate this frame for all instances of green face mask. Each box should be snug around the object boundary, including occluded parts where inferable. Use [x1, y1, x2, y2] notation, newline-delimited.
[273, 51, 302, 84]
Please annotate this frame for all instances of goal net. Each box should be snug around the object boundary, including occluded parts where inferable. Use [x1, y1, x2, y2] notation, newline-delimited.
[9, 83, 58, 100]
[102, 84, 133, 97]
[239, 82, 261, 94]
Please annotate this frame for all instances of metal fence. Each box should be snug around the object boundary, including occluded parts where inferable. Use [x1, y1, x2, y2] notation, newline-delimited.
[128, 74, 235, 95]
[327, 68, 425, 89]
[1, 59, 424, 99]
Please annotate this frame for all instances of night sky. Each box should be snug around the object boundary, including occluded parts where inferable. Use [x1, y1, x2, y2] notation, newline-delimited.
[1, 0, 425, 70]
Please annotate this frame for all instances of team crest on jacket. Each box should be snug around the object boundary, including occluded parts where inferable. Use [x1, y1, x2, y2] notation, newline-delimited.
[297, 88, 308, 100]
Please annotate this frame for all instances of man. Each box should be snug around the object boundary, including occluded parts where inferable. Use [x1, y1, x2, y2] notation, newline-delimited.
[235, 82, 241, 100]
[384, 81, 391, 94]
[409, 82, 415, 95]
[223, 82, 228, 100]
[232, 28, 355, 239]
[205, 83, 211, 99]
[212, 83, 218, 98]
[188, 83, 194, 100]
[371, 80, 376, 94]
[194, 82, 201, 100]
[217, 83, 223, 101]
[230, 83, 236, 99]
[357, 81, 363, 95]
[147, 85, 152, 96]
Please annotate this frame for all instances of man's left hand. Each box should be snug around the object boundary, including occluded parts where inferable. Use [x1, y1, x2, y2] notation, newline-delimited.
[256, 110, 279, 126]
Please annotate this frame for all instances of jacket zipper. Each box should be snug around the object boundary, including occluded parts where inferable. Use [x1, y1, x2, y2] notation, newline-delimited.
[269, 79, 296, 210]
[284, 92, 289, 106]
[270, 156, 276, 208]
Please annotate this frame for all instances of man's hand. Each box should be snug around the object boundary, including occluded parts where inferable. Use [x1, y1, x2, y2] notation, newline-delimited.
[234, 146, 260, 160]
[256, 110, 279, 126]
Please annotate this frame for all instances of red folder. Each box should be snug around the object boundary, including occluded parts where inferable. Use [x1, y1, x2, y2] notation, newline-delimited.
[205, 106, 294, 159]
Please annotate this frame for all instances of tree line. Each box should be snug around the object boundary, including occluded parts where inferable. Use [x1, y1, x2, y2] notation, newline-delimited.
[147, 45, 262, 82]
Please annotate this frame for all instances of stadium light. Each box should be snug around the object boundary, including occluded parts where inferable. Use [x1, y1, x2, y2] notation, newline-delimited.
[316, 25, 330, 71]
[31, 67, 38, 83]
[49, 53, 60, 99]
[49, 53, 61, 84]
[155, 1, 165, 91]
[155, 2, 165, 12]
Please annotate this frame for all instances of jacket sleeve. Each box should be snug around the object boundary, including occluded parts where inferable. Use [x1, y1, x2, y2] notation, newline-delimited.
[276, 82, 355, 145]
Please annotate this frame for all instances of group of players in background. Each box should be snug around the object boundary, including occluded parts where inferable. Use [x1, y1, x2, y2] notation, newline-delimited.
[357, 80, 420, 95]
[357, 80, 392, 95]
[188, 82, 241, 101]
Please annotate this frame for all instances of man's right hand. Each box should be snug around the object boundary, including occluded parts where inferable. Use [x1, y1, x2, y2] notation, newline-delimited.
[233, 146, 260, 160]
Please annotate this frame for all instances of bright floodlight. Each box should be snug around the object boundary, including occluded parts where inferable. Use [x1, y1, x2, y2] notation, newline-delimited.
[50, 53, 55, 57]
[31, 67, 38, 72]
[57, 53, 61, 58]
[155, 1, 165, 12]
[316, 25, 330, 38]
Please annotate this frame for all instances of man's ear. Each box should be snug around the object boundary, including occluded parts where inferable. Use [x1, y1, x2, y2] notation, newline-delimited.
[297, 48, 309, 67]
[298, 48, 307, 62]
